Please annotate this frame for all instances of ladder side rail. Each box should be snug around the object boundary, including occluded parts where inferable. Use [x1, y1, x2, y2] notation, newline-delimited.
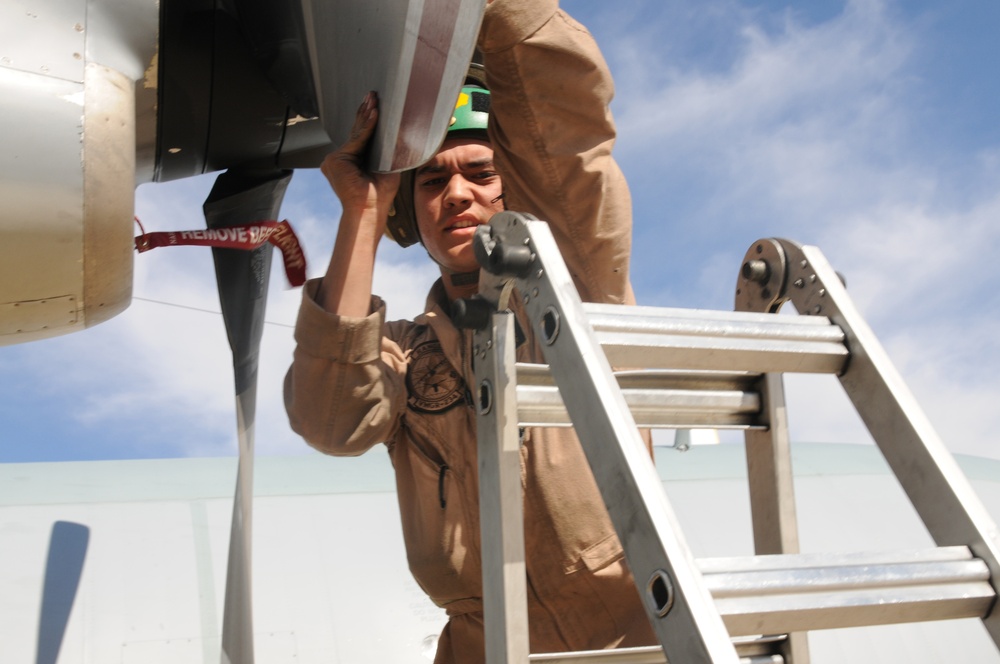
[741, 373, 810, 664]
[743, 238, 1000, 646]
[743, 374, 800, 556]
[475, 311, 531, 663]
[477, 212, 741, 663]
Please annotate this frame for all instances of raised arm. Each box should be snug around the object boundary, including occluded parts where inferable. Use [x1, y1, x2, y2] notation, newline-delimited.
[317, 92, 401, 317]
[284, 93, 407, 455]
[478, 0, 636, 305]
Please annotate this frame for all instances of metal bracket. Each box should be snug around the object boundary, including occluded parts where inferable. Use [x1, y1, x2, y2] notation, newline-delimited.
[736, 237, 847, 318]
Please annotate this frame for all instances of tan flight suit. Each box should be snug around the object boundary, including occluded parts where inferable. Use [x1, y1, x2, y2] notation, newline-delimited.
[285, 0, 656, 660]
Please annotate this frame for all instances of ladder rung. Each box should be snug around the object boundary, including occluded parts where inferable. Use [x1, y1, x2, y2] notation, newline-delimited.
[528, 549, 992, 662]
[528, 635, 786, 663]
[701, 547, 995, 635]
[581, 303, 848, 374]
[597, 331, 847, 375]
[584, 303, 844, 341]
[515, 365, 763, 428]
[529, 646, 668, 663]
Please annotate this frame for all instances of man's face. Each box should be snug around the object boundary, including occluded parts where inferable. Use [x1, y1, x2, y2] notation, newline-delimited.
[413, 137, 505, 274]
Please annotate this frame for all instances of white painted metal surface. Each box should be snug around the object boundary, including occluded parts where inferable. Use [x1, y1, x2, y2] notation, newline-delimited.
[0, 0, 158, 345]
[3, 445, 1000, 663]
[301, 0, 487, 172]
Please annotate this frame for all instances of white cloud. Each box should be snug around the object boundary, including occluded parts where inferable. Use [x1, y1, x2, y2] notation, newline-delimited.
[600, 0, 1000, 458]
[615, 0, 915, 217]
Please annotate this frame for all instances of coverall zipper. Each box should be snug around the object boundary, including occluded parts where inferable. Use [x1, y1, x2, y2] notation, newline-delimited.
[438, 464, 449, 509]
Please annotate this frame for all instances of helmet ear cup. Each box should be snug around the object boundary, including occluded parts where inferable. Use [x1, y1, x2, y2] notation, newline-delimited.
[385, 170, 420, 247]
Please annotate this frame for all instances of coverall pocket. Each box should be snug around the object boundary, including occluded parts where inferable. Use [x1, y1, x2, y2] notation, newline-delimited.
[395, 437, 481, 603]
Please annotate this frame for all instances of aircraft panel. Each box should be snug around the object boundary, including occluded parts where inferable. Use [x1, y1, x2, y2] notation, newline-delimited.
[301, 0, 486, 173]
[0, 68, 85, 337]
[0, 0, 85, 83]
[3, 444, 1000, 662]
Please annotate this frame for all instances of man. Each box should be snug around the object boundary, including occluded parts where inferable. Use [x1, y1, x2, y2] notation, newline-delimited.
[285, 0, 655, 660]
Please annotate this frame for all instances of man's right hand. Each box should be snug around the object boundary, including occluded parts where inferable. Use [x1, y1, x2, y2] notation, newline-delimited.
[321, 92, 400, 225]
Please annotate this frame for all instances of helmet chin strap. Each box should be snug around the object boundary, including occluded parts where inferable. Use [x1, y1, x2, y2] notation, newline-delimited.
[449, 271, 479, 287]
[422, 247, 479, 292]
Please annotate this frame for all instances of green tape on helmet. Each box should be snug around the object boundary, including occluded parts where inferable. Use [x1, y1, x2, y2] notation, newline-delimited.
[448, 86, 490, 139]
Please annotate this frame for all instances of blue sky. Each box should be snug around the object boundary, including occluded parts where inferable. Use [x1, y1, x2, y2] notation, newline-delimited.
[2, 0, 998, 463]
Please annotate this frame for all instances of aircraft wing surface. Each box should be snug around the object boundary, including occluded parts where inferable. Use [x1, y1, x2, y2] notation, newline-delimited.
[4, 444, 1000, 663]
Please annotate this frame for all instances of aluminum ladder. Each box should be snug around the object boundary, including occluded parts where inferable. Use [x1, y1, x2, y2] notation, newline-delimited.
[455, 211, 1000, 664]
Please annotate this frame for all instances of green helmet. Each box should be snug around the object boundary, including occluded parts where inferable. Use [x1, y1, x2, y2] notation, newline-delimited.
[385, 65, 491, 248]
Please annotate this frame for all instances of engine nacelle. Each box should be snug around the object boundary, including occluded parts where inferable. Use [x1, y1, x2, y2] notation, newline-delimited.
[0, 0, 155, 344]
[0, 0, 483, 345]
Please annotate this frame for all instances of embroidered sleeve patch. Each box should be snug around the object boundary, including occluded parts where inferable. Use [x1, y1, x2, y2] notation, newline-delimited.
[406, 341, 467, 413]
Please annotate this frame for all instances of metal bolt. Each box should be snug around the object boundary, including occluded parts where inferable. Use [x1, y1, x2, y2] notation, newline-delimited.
[742, 259, 770, 284]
